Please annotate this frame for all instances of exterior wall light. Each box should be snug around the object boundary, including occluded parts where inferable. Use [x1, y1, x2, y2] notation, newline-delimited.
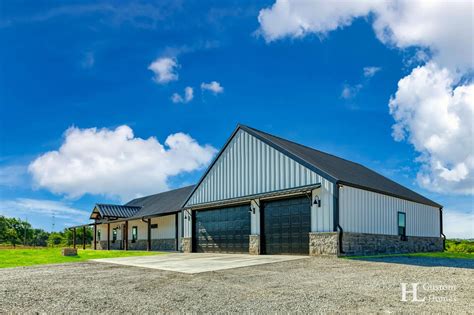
[313, 195, 321, 207]
[249, 206, 255, 214]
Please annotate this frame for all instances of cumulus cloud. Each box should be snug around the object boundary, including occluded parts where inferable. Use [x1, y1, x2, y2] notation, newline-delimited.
[201, 81, 224, 94]
[390, 63, 474, 194]
[28, 125, 217, 201]
[258, 0, 473, 195]
[363, 66, 381, 78]
[148, 57, 179, 84]
[257, 0, 473, 71]
[171, 86, 194, 104]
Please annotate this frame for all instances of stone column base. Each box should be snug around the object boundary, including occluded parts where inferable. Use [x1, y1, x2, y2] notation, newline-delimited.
[249, 235, 260, 255]
[182, 237, 192, 253]
[309, 232, 339, 256]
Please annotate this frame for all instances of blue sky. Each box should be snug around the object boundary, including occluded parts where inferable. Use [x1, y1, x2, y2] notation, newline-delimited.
[0, 0, 472, 238]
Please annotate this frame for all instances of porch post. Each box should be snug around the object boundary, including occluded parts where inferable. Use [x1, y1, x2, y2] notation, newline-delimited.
[93, 223, 97, 250]
[124, 221, 128, 251]
[107, 223, 110, 250]
[175, 213, 179, 251]
[73, 228, 76, 249]
[82, 226, 86, 250]
[147, 219, 151, 251]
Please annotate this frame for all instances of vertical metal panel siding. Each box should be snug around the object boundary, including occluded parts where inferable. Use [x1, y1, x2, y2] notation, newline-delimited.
[186, 130, 332, 208]
[339, 186, 440, 237]
[150, 215, 175, 239]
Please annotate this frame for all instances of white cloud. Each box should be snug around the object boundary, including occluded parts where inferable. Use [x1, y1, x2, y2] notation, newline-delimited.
[257, 0, 376, 42]
[28, 125, 217, 201]
[257, 1, 473, 71]
[341, 67, 379, 100]
[340, 83, 362, 100]
[171, 86, 194, 103]
[257, 0, 474, 195]
[0, 198, 88, 222]
[201, 81, 224, 94]
[148, 57, 179, 84]
[390, 63, 474, 194]
[443, 209, 474, 239]
[363, 66, 381, 78]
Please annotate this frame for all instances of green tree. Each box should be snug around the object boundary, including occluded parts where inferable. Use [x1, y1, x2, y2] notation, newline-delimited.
[48, 232, 64, 246]
[5, 228, 19, 247]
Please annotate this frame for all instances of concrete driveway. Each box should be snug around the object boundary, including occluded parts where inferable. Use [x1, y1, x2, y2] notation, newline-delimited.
[91, 253, 307, 273]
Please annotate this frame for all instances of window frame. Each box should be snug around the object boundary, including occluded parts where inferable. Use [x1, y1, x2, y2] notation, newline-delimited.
[112, 228, 117, 243]
[132, 226, 138, 243]
[397, 211, 406, 238]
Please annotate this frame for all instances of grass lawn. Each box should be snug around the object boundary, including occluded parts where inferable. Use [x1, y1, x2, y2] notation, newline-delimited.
[346, 251, 474, 260]
[0, 248, 165, 268]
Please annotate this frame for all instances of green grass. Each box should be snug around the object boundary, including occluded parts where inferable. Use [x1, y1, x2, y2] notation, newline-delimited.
[0, 248, 165, 268]
[345, 251, 474, 260]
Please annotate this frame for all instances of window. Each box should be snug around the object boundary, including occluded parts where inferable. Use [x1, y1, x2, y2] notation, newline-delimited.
[132, 226, 138, 243]
[398, 212, 406, 238]
[97, 230, 101, 241]
[112, 228, 117, 243]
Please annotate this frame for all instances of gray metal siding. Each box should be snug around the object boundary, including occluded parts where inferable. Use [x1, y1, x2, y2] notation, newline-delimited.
[186, 129, 332, 207]
[339, 186, 440, 237]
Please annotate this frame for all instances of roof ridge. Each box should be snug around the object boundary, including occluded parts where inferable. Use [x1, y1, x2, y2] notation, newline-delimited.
[125, 184, 196, 205]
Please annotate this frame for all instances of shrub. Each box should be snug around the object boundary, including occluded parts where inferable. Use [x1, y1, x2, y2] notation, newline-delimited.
[445, 239, 474, 253]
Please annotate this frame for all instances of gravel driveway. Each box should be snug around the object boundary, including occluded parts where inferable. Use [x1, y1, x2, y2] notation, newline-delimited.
[0, 256, 472, 313]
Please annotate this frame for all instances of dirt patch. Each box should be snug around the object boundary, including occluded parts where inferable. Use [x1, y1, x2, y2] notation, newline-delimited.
[0, 256, 472, 313]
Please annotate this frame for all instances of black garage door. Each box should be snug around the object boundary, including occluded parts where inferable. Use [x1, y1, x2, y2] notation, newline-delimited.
[193, 205, 250, 253]
[262, 196, 311, 255]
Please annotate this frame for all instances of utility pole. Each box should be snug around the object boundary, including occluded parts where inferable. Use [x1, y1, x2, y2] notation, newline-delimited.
[51, 213, 55, 232]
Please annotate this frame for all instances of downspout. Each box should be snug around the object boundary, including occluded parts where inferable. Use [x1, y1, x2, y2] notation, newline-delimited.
[440, 207, 446, 251]
[334, 183, 344, 255]
[336, 224, 344, 255]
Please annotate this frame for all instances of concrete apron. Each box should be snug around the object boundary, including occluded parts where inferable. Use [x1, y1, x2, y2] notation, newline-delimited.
[91, 253, 308, 274]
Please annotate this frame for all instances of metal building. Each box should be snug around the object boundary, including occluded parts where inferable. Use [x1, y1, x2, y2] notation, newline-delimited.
[181, 125, 443, 256]
[74, 124, 443, 256]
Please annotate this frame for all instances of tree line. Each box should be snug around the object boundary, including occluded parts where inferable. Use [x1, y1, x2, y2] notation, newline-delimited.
[0, 215, 93, 247]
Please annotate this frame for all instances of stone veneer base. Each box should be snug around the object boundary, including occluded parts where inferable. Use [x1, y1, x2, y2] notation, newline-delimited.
[309, 232, 443, 257]
[95, 239, 176, 251]
[249, 235, 260, 255]
[341, 232, 443, 256]
[182, 237, 192, 253]
[309, 232, 338, 256]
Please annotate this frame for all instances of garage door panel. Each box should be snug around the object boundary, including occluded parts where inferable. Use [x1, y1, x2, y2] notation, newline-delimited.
[194, 204, 250, 253]
[263, 196, 310, 255]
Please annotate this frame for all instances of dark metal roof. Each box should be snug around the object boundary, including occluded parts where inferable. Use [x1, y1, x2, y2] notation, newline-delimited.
[92, 204, 141, 219]
[126, 185, 195, 219]
[240, 125, 441, 208]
